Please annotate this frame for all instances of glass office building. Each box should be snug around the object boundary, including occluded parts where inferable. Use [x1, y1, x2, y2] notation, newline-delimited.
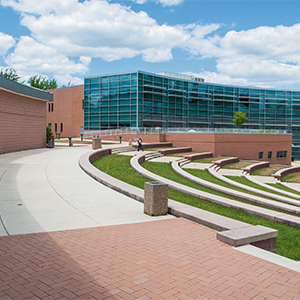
[84, 70, 300, 158]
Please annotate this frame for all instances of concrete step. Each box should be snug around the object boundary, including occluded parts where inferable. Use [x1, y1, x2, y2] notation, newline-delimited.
[111, 146, 135, 154]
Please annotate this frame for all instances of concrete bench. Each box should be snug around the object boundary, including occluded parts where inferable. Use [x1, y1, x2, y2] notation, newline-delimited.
[132, 142, 172, 149]
[172, 160, 300, 209]
[242, 161, 270, 175]
[131, 154, 300, 229]
[217, 225, 278, 253]
[272, 166, 300, 181]
[184, 152, 213, 161]
[158, 147, 192, 156]
[214, 157, 239, 168]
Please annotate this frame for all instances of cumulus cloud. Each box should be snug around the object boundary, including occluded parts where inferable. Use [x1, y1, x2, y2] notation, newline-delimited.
[0, 32, 15, 56]
[5, 36, 89, 84]
[184, 23, 300, 88]
[16, 0, 189, 62]
[1, 0, 300, 88]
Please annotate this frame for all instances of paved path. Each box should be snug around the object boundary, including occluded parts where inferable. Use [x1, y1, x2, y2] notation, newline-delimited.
[0, 218, 300, 299]
[1, 146, 300, 299]
[0, 146, 172, 236]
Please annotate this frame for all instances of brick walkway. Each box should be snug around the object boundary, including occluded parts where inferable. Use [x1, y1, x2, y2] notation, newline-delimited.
[0, 218, 299, 300]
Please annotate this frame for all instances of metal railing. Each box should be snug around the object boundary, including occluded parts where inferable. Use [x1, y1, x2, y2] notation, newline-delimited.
[83, 127, 291, 138]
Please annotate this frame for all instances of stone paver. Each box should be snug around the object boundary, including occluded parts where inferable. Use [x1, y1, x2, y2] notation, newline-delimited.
[0, 218, 300, 300]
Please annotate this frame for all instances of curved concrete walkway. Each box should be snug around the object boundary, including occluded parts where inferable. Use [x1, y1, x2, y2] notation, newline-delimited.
[0, 146, 173, 236]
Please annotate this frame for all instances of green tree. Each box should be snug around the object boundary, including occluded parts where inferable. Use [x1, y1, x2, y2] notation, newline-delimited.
[60, 81, 72, 88]
[28, 75, 58, 90]
[232, 111, 248, 127]
[0, 68, 21, 82]
[46, 126, 53, 139]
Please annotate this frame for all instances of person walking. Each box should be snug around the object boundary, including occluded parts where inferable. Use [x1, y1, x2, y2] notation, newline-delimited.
[137, 138, 144, 151]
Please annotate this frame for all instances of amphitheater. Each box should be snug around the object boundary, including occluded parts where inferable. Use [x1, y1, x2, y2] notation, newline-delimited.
[0, 140, 300, 299]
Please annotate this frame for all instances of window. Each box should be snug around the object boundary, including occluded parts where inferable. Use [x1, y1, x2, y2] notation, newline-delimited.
[55, 123, 57, 132]
[259, 152, 263, 159]
[277, 151, 287, 158]
[268, 151, 272, 159]
[48, 103, 53, 112]
[48, 123, 52, 130]
[60, 123, 63, 132]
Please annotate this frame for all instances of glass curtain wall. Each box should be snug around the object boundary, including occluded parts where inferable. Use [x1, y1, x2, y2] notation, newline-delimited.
[84, 71, 300, 158]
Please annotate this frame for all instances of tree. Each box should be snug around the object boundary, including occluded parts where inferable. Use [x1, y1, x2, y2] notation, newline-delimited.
[0, 68, 21, 82]
[27, 75, 58, 90]
[232, 111, 248, 127]
[60, 81, 72, 88]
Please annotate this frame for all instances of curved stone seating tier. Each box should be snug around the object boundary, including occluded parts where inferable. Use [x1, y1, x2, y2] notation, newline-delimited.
[79, 149, 264, 231]
[272, 166, 300, 181]
[242, 162, 270, 175]
[158, 147, 192, 156]
[208, 166, 300, 203]
[79, 148, 280, 252]
[79, 149, 144, 203]
[171, 160, 300, 209]
[184, 152, 213, 162]
[245, 174, 300, 201]
[131, 153, 300, 228]
[280, 182, 300, 193]
[132, 142, 172, 149]
[214, 157, 239, 168]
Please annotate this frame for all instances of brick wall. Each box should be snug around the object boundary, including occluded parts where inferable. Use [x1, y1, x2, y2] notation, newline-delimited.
[0, 90, 47, 154]
[165, 132, 292, 165]
[93, 131, 292, 164]
[46, 85, 84, 138]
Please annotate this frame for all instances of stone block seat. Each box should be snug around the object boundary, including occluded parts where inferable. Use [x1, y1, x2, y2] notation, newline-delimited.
[217, 225, 278, 253]
[272, 166, 300, 181]
[184, 152, 213, 161]
[242, 161, 270, 175]
[158, 147, 192, 156]
[132, 142, 172, 149]
[214, 157, 239, 168]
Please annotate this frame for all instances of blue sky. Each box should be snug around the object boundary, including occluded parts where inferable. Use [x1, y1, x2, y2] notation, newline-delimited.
[1, 0, 300, 90]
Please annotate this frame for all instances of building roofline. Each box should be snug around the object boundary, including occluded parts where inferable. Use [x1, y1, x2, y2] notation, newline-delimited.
[84, 70, 300, 93]
[0, 75, 53, 102]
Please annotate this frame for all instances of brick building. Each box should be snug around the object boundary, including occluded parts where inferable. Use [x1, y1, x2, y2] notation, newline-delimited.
[0, 76, 53, 154]
[46, 85, 84, 138]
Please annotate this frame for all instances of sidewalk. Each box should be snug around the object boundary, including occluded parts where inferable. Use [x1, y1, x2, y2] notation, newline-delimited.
[0, 146, 300, 299]
[0, 145, 173, 236]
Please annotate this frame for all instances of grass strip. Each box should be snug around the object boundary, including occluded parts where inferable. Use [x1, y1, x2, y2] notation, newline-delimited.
[226, 175, 300, 201]
[185, 169, 282, 200]
[268, 183, 300, 197]
[92, 154, 300, 261]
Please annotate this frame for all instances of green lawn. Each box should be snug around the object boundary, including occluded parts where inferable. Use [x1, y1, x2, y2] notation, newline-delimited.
[92, 154, 300, 261]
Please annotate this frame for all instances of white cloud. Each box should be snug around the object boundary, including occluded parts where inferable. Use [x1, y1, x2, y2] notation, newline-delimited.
[132, 0, 184, 6]
[10, 0, 189, 63]
[2, 0, 300, 88]
[5, 36, 89, 84]
[184, 23, 300, 88]
[0, 32, 15, 56]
